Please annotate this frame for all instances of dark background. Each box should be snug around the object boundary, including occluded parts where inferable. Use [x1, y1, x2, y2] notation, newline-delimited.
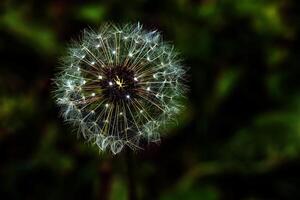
[1, 0, 300, 199]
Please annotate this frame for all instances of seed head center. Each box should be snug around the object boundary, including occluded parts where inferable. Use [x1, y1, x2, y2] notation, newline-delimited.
[99, 66, 140, 102]
[114, 75, 125, 89]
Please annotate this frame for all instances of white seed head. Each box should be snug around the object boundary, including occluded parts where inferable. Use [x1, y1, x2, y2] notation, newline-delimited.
[54, 23, 187, 154]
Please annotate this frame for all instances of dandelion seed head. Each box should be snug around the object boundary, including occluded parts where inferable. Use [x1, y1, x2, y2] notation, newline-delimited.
[54, 23, 187, 154]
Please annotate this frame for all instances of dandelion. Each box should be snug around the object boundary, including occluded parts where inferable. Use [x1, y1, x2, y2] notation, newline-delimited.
[54, 23, 186, 154]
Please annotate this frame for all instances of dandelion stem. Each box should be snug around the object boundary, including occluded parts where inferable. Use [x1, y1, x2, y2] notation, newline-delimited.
[126, 149, 137, 200]
[99, 159, 112, 200]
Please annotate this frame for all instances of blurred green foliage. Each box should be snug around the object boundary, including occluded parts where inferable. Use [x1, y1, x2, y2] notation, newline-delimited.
[77, 4, 106, 23]
[1, 0, 300, 199]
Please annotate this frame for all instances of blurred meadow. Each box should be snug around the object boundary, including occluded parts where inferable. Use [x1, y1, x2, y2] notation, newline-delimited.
[1, 0, 300, 199]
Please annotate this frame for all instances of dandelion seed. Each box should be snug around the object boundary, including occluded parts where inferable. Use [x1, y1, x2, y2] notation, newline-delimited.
[54, 23, 187, 154]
